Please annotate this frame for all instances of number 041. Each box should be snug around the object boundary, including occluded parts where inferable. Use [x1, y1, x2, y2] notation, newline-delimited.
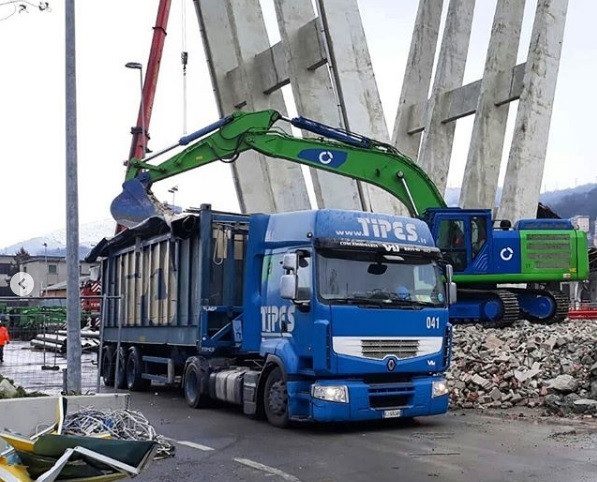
[426, 316, 440, 329]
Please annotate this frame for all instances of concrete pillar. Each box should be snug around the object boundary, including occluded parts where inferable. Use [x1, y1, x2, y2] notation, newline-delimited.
[417, 0, 475, 196]
[460, 0, 525, 210]
[194, 0, 310, 213]
[274, 0, 362, 211]
[317, 0, 405, 216]
[498, 0, 568, 222]
[392, 0, 444, 161]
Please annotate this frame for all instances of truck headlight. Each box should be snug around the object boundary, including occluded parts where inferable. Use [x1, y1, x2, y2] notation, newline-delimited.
[432, 380, 449, 398]
[311, 384, 349, 403]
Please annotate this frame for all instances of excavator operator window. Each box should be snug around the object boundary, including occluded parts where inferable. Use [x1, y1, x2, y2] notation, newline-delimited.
[436, 219, 467, 272]
[471, 216, 487, 259]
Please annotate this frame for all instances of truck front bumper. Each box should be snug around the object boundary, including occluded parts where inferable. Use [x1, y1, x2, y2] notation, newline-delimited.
[288, 376, 449, 423]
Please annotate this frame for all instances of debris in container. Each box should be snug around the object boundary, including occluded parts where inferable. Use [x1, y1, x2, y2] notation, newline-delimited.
[0, 396, 166, 480]
[62, 408, 175, 459]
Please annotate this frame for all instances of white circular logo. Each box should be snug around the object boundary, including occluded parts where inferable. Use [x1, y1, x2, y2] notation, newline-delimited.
[10, 272, 34, 297]
[318, 151, 334, 164]
[499, 247, 514, 261]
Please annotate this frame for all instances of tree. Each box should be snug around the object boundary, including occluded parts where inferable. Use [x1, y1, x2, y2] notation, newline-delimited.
[14, 246, 31, 265]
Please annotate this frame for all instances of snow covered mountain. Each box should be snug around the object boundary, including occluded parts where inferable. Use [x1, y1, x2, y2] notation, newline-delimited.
[0, 218, 115, 259]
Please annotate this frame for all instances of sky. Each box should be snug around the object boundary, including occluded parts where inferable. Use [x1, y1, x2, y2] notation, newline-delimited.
[0, 0, 596, 248]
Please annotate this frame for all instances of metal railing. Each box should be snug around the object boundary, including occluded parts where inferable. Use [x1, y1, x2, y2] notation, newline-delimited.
[0, 295, 120, 396]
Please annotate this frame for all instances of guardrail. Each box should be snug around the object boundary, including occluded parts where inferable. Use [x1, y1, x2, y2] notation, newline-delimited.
[568, 302, 597, 320]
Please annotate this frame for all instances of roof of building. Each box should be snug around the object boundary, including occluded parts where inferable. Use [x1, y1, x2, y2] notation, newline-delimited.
[22, 255, 68, 264]
[44, 276, 91, 292]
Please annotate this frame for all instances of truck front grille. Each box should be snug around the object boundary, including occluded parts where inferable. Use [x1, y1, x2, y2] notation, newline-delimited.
[368, 383, 414, 409]
[332, 336, 443, 360]
[361, 339, 419, 359]
[370, 394, 411, 409]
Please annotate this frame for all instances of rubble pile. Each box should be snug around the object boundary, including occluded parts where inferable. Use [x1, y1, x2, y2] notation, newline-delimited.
[447, 319, 597, 416]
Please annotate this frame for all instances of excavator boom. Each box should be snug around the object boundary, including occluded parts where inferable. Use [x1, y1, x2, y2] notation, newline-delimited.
[111, 109, 445, 227]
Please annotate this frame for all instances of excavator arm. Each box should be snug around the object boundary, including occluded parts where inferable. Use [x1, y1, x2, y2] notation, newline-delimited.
[112, 109, 445, 227]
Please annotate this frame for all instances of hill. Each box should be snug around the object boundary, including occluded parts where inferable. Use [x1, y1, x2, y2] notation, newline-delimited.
[0, 219, 115, 259]
[1, 183, 595, 259]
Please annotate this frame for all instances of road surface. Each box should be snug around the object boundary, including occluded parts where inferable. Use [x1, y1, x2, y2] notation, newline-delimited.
[129, 387, 597, 482]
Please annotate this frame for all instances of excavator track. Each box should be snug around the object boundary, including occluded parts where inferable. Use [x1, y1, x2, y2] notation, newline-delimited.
[508, 288, 569, 325]
[452, 289, 520, 328]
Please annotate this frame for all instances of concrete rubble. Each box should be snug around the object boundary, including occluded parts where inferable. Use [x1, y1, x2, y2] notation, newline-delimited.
[447, 319, 597, 417]
[0, 378, 18, 399]
[0, 375, 41, 399]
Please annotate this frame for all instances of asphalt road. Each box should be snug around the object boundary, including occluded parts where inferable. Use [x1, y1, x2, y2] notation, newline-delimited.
[129, 387, 597, 482]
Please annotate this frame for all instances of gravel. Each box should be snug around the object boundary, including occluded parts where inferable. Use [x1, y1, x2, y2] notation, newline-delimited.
[447, 319, 597, 418]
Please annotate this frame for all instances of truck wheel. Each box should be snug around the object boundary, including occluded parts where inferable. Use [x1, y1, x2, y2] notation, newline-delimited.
[183, 360, 210, 409]
[263, 367, 289, 428]
[126, 346, 150, 391]
[102, 345, 115, 387]
[115, 346, 127, 389]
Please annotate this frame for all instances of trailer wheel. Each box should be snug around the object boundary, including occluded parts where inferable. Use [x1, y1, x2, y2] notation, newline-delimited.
[102, 345, 115, 387]
[263, 366, 289, 428]
[183, 359, 210, 409]
[115, 346, 127, 389]
[126, 346, 150, 391]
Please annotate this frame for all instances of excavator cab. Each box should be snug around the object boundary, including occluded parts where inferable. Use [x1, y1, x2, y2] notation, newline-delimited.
[425, 208, 491, 275]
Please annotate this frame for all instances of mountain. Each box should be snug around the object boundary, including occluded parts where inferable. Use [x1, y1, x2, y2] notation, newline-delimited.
[540, 183, 597, 206]
[0, 218, 115, 259]
[443, 183, 597, 217]
[1, 183, 595, 259]
[541, 184, 597, 236]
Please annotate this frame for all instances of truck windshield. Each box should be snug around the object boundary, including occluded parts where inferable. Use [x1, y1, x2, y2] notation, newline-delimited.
[317, 250, 445, 307]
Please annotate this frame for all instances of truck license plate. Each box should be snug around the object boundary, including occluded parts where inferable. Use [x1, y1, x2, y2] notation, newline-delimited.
[382, 409, 402, 418]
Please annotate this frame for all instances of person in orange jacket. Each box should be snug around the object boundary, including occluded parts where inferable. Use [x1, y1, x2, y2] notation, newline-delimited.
[0, 321, 10, 363]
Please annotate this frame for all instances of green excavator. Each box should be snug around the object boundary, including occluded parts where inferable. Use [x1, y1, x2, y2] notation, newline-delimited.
[111, 110, 589, 327]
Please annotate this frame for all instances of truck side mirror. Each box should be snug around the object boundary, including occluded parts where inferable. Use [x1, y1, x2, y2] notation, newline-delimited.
[445, 264, 457, 305]
[448, 282, 457, 305]
[282, 253, 298, 272]
[280, 274, 298, 300]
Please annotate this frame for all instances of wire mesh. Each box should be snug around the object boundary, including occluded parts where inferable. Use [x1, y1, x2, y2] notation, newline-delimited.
[0, 296, 102, 396]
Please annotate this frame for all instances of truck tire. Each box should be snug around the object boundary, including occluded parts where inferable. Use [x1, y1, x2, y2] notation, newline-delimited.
[263, 366, 289, 428]
[115, 346, 127, 389]
[126, 346, 150, 391]
[102, 345, 115, 387]
[183, 359, 210, 409]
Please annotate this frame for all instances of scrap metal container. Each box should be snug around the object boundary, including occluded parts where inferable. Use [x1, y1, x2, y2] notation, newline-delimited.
[97, 206, 250, 348]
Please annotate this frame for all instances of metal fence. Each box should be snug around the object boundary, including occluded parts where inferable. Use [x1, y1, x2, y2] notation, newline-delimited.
[0, 296, 105, 396]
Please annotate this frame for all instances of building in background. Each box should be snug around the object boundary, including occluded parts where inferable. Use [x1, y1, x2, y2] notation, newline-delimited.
[571, 215, 591, 245]
[0, 255, 15, 297]
[572, 215, 590, 232]
[19, 256, 92, 298]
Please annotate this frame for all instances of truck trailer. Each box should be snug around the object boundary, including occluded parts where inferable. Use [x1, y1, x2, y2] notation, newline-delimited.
[89, 205, 455, 426]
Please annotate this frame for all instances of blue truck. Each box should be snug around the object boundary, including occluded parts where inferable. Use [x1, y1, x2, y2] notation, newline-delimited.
[89, 205, 455, 426]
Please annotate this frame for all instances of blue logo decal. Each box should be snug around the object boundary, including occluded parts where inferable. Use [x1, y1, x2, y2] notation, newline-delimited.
[298, 149, 348, 168]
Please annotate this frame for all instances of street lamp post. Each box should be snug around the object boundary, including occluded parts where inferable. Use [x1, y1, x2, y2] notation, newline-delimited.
[43, 242, 48, 295]
[125, 61, 146, 159]
[168, 185, 178, 206]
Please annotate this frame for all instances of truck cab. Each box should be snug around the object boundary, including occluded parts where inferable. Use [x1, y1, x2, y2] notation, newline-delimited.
[242, 209, 454, 423]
